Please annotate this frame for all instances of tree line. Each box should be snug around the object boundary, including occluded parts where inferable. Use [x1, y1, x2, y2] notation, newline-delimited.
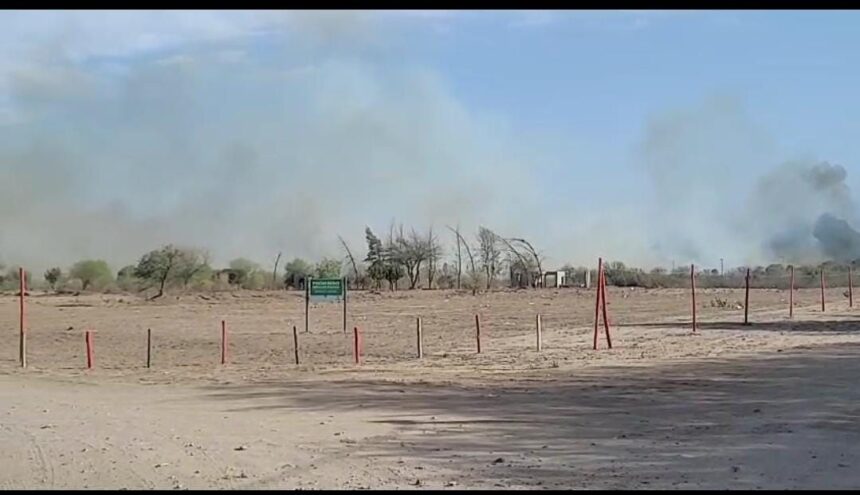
[1, 224, 857, 296]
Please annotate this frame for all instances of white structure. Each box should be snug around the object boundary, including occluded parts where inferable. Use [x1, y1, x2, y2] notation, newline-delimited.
[544, 271, 566, 288]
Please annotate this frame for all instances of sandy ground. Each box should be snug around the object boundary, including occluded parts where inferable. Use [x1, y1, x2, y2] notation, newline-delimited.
[1, 287, 860, 489]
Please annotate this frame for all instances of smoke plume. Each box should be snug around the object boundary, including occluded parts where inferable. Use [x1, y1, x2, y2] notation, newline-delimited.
[0, 12, 542, 273]
[640, 95, 860, 267]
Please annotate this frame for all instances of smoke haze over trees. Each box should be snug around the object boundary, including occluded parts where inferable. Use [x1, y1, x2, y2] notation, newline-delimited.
[0, 12, 858, 273]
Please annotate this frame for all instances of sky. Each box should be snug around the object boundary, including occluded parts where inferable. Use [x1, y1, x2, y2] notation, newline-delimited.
[1, 10, 859, 274]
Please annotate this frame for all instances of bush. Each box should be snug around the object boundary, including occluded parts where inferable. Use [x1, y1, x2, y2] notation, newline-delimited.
[69, 260, 113, 291]
[315, 258, 342, 279]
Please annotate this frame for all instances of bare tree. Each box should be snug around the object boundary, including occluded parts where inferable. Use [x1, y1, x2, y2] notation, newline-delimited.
[478, 226, 503, 290]
[448, 224, 478, 295]
[272, 252, 282, 289]
[496, 236, 533, 288]
[426, 225, 442, 289]
[338, 235, 361, 288]
[392, 226, 430, 290]
[511, 237, 544, 287]
[446, 224, 463, 290]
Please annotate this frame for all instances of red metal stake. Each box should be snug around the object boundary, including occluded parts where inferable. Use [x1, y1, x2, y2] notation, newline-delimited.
[593, 258, 603, 351]
[475, 314, 482, 354]
[221, 320, 227, 365]
[744, 268, 751, 325]
[789, 265, 794, 319]
[85, 331, 94, 369]
[690, 264, 697, 333]
[600, 267, 612, 349]
[353, 326, 361, 364]
[820, 269, 826, 312]
[19, 267, 26, 368]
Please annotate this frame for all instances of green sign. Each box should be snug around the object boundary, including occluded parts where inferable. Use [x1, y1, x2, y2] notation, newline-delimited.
[309, 278, 344, 301]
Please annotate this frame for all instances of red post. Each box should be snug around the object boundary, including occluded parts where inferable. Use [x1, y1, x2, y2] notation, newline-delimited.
[690, 264, 697, 333]
[600, 267, 612, 349]
[593, 258, 603, 350]
[19, 267, 26, 368]
[85, 330, 94, 369]
[820, 269, 826, 312]
[743, 268, 751, 325]
[475, 314, 482, 354]
[848, 266, 853, 308]
[221, 320, 227, 365]
[353, 326, 361, 364]
[789, 265, 794, 319]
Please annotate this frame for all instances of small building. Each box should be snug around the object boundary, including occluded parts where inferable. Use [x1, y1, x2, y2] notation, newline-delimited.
[509, 262, 541, 289]
[543, 270, 566, 288]
[215, 269, 241, 285]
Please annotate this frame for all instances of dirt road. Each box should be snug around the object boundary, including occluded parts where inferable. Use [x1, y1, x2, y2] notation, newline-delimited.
[2, 288, 859, 489]
[2, 342, 860, 489]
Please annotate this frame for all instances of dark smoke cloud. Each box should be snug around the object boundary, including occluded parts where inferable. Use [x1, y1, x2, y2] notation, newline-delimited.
[640, 95, 859, 267]
[753, 161, 859, 263]
[813, 213, 860, 262]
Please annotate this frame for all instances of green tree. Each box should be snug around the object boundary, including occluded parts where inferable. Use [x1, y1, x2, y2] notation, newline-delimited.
[283, 258, 313, 288]
[174, 249, 211, 288]
[44, 267, 62, 290]
[365, 227, 387, 289]
[69, 260, 113, 291]
[134, 245, 182, 299]
[315, 257, 342, 279]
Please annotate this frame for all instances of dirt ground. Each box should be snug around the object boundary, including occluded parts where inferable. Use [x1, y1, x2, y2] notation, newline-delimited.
[1, 287, 859, 489]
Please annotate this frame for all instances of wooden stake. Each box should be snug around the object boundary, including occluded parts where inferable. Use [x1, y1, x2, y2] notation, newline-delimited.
[19, 267, 26, 368]
[221, 320, 227, 365]
[536, 314, 542, 352]
[85, 330, 94, 369]
[475, 314, 482, 354]
[600, 267, 612, 349]
[690, 264, 697, 333]
[820, 269, 826, 312]
[849, 266, 854, 308]
[416, 317, 423, 359]
[593, 258, 603, 351]
[293, 325, 299, 365]
[146, 328, 152, 369]
[353, 326, 361, 365]
[789, 265, 794, 319]
[744, 268, 751, 325]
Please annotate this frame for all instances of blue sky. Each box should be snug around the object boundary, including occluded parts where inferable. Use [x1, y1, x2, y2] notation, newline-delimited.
[1, 10, 858, 271]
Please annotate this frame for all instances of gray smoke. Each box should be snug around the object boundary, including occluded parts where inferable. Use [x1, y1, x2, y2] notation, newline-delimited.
[640, 95, 860, 267]
[0, 12, 544, 274]
[812, 213, 860, 262]
[753, 161, 859, 263]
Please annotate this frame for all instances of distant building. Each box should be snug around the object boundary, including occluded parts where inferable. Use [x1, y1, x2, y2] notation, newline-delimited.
[509, 261, 541, 288]
[215, 269, 241, 285]
[543, 270, 566, 288]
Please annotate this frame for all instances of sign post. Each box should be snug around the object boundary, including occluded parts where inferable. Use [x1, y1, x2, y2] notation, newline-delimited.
[305, 277, 311, 333]
[306, 278, 347, 334]
[342, 277, 348, 334]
